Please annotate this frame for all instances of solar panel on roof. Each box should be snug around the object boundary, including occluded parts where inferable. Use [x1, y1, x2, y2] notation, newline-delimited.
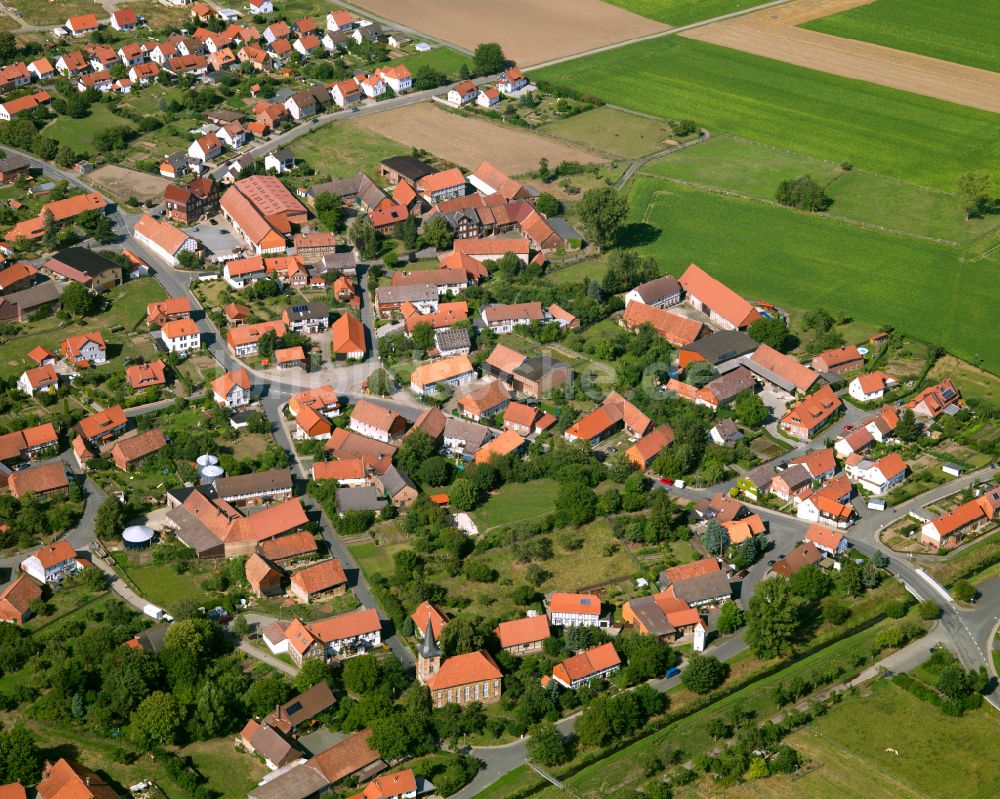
[580, 598, 591, 606]
[285, 701, 302, 715]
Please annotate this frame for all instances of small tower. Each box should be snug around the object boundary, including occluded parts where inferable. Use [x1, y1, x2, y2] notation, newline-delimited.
[416, 616, 441, 684]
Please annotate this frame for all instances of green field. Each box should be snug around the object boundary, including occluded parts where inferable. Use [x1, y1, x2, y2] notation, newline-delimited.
[545, 259, 609, 285]
[530, 37, 1000, 191]
[626, 176, 1000, 374]
[645, 135, 1000, 244]
[470, 478, 560, 531]
[772, 681, 1000, 799]
[11, 0, 94, 26]
[600, 0, 763, 26]
[293, 120, 409, 181]
[542, 106, 676, 159]
[804, 0, 1000, 74]
[45, 104, 131, 152]
[390, 47, 471, 79]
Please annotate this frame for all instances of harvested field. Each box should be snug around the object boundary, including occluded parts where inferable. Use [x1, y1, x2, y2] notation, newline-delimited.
[682, 0, 1000, 113]
[350, 0, 667, 67]
[352, 103, 605, 175]
[87, 165, 170, 204]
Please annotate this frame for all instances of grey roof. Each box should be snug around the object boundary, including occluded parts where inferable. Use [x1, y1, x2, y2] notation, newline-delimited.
[514, 355, 569, 382]
[775, 463, 811, 490]
[356, 21, 383, 39]
[625, 595, 676, 638]
[712, 418, 741, 440]
[419, 616, 441, 658]
[205, 108, 244, 123]
[250, 723, 299, 766]
[248, 764, 329, 799]
[1, 280, 60, 311]
[434, 327, 470, 352]
[134, 622, 170, 654]
[308, 174, 365, 199]
[631, 275, 681, 304]
[213, 468, 292, 499]
[547, 217, 581, 242]
[269, 147, 295, 163]
[377, 465, 416, 498]
[443, 417, 493, 453]
[670, 571, 732, 605]
[680, 330, 757, 364]
[727, 356, 797, 395]
[166, 504, 225, 557]
[704, 366, 756, 404]
[317, 251, 357, 273]
[336, 486, 386, 512]
[47, 247, 122, 279]
[380, 155, 434, 183]
[285, 301, 329, 323]
[0, 155, 30, 172]
[265, 682, 336, 729]
[743, 463, 775, 489]
[162, 152, 188, 170]
[375, 284, 438, 305]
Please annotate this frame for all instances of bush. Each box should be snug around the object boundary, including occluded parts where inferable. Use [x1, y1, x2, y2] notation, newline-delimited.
[680, 654, 728, 694]
[951, 579, 977, 602]
[917, 600, 941, 620]
[884, 599, 907, 619]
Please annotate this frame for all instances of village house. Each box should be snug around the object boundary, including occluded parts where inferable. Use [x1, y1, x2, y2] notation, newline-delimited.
[259, 530, 319, 566]
[410, 354, 476, 396]
[76, 405, 127, 445]
[212, 367, 253, 407]
[373, 465, 419, 508]
[804, 523, 849, 557]
[848, 371, 899, 402]
[28, 58, 56, 80]
[565, 391, 652, 444]
[66, 13, 100, 36]
[61, 331, 107, 366]
[622, 300, 706, 347]
[111, 428, 165, 472]
[349, 770, 417, 799]
[164, 177, 219, 224]
[625, 423, 675, 470]
[796, 475, 856, 528]
[147, 297, 192, 327]
[21, 539, 79, 583]
[502, 402, 556, 437]
[350, 400, 407, 442]
[789, 448, 838, 482]
[135, 214, 199, 267]
[331, 312, 367, 360]
[497, 67, 528, 94]
[780, 385, 844, 441]
[483, 343, 572, 399]
[283, 301, 329, 334]
[239, 721, 299, 770]
[906, 379, 960, 418]
[37, 759, 119, 799]
[417, 168, 467, 204]
[448, 79, 478, 106]
[290, 559, 348, 603]
[375, 284, 440, 318]
[550, 642, 621, 689]
[624, 274, 683, 308]
[214, 468, 293, 506]
[227, 320, 287, 358]
[17, 364, 59, 396]
[160, 318, 201, 353]
[458, 380, 510, 421]
[546, 592, 606, 627]
[678, 329, 757, 370]
[769, 541, 824, 578]
[126, 360, 168, 392]
[834, 427, 875, 459]
[0, 574, 43, 625]
[245, 553, 283, 597]
[0, 91, 51, 121]
[0, 423, 58, 470]
[0, 156, 30, 185]
[845, 452, 908, 495]
[679, 263, 760, 330]
[481, 301, 546, 333]
[920, 489, 1000, 550]
[44, 246, 120, 292]
[495, 615, 550, 656]
[623, 592, 702, 640]
[812, 345, 864, 374]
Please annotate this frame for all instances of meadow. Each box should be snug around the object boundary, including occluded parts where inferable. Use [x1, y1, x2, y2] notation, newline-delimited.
[542, 106, 676, 159]
[390, 47, 471, 79]
[626, 176, 1000, 374]
[530, 37, 1000, 190]
[599, 0, 763, 26]
[804, 0, 1000, 74]
[645, 135, 1000, 244]
[44, 104, 129, 152]
[292, 119, 409, 181]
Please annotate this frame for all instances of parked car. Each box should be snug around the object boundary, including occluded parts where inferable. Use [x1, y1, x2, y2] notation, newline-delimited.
[664, 666, 681, 679]
[659, 477, 673, 486]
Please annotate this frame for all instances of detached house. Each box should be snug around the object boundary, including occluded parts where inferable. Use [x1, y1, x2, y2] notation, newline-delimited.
[110, 8, 138, 31]
[212, 368, 253, 407]
[845, 452, 908, 495]
[565, 391, 652, 444]
[803, 523, 849, 557]
[812, 345, 863, 374]
[61, 331, 107, 366]
[849, 371, 898, 402]
[921, 489, 1000, 550]
[409, 354, 475, 396]
[133, 213, 197, 266]
[76, 405, 127, 444]
[497, 67, 528, 94]
[546, 592, 605, 628]
[188, 132, 223, 163]
[780, 385, 843, 441]
[349, 399, 407, 442]
[17, 364, 58, 396]
[66, 13, 100, 36]
[448, 79, 477, 106]
[417, 168, 467, 204]
[495, 615, 550, 656]
[550, 642, 621, 689]
[375, 65, 412, 93]
[226, 320, 287, 357]
[906, 379, 960, 419]
[9, 463, 70, 500]
[160, 318, 201, 352]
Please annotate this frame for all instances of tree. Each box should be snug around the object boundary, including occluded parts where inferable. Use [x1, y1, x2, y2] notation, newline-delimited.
[418, 456, 452, 486]
[894, 409, 920, 442]
[747, 317, 788, 351]
[537, 157, 551, 182]
[421, 215, 454, 250]
[243, 675, 293, 717]
[449, 478, 479, 511]
[957, 171, 994, 218]
[0, 31, 17, 62]
[42, 209, 58, 250]
[55, 144, 77, 169]
[748, 757, 770, 779]
[349, 214, 379, 259]
[745, 577, 799, 659]
[716, 601, 744, 635]
[684, 360, 717, 388]
[399, 214, 419, 250]
[534, 193, 561, 217]
[94, 496, 127, 539]
[343, 654, 382, 695]
[397, 428, 435, 476]
[131, 691, 183, 746]
[775, 175, 829, 211]
[702, 522, 729, 558]
[314, 191, 343, 231]
[732, 391, 768, 427]
[917, 600, 941, 620]
[787, 564, 831, 602]
[256, 329, 277, 360]
[439, 615, 490, 657]
[413, 65, 448, 90]
[952, 579, 977, 603]
[680, 653, 728, 694]
[0, 725, 40, 786]
[295, 658, 333, 693]
[554, 481, 597, 527]
[577, 186, 628, 249]
[366, 368, 394, 396]
[526, 721, 570, 766]
[472, 42, 505, 76]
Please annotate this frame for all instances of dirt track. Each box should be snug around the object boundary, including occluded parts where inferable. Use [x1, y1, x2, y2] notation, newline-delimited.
[352, 103, 605, 175]
[682, 0, 1000, 114]
[351, 0, 667, 67]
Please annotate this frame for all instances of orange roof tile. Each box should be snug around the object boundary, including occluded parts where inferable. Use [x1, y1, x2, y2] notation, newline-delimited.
[426, 649, 501, 690]
[495, 615, 550, 649]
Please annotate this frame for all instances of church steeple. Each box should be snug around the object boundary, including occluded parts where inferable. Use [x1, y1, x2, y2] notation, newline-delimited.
[417, 616, 441, 683]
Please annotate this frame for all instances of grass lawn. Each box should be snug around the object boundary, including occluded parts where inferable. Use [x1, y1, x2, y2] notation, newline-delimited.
[530, 37, 1000, 191]
[774, 680, 1000, 799]
[44, 104, 131, 152]
[390, 47, 471, 79]
[803, 0, 1000, 74]
[470, 478, 560, 532]
[644, 134, 999, 244]
[926, 354, 1000, 404]
[12, 0, 94, 26]
[925, 529, 1000, 587]
[293, 120, 409, 181]
[600, 0, 764, 26]
[129, 0, 193, 31]
[0, 277, 166, 381]
[492, 618, 913, 799]
[545, 259, 608, 285]
[179, 738, 269, 799]
[626, 177, 1000, 375]
[114, 558, 222, 611]
[542, 106, 676, 159]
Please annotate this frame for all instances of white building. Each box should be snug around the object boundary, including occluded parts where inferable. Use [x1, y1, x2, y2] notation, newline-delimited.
[848, 371, 899, 402]
[160, 319, 201, 353]
[546, 592, 606, 628]
[21, 541, 80, 584]
[845, 453, 908, 496]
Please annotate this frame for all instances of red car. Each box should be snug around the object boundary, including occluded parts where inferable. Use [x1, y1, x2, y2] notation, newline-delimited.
[659, 478, 673, 486]
[843, 424, 854, 431]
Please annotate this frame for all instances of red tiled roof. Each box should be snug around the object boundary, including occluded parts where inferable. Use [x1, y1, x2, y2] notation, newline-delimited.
[426, 649, 502, 690]
[679, 263, 760, 329]
[548, 592, 600, 615]
[495, 615, 550, 648]
[290, 559, 347, 595]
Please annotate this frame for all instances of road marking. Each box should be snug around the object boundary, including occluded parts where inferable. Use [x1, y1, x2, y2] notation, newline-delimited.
[914, 567, 954, 604]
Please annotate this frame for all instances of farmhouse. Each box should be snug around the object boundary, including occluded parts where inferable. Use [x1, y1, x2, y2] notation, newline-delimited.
[622, 301, 705, 347]
[679, 263, 760, 330]
[483, 343, 571, 398]
[221, 175, 308, 254]
[920, 489, 1000, 550]
[812, 345, 863, 374]
[780, 385, 843, 441]
[212, 368, 252, 407]
[290, 559, 348, 603]
[551, 642, 621, 689]
[546, 592, 605, 628]
[350, 399, 407, 442]
[458, 380, 510, 421]
[849, 371, 898, 402]
[565, 391, 652, 444]
[76, 405, 127, 444]
[624, 275, 682, 308]
[214, 468, 294, 506]
[495, 615, 550, 655]
[111, 429, 166, 472]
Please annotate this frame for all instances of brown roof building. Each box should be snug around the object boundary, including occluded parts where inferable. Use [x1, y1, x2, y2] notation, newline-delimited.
[246, 552, 283, 597]
[290, 559, 348, 603]
[111, 429, 166, 472]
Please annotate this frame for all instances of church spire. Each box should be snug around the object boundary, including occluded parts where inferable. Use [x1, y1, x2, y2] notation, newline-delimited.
[419, 616, 441, 658]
